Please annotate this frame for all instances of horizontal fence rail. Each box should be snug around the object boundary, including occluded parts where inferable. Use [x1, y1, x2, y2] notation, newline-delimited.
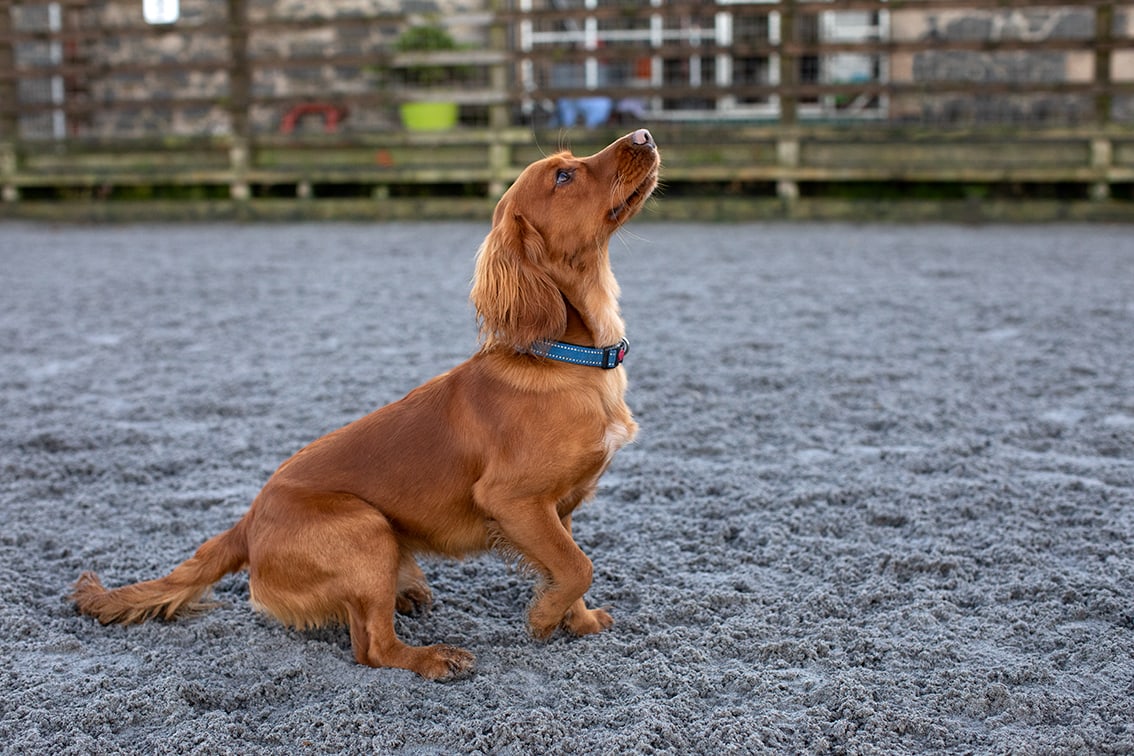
[1, 0, 1133, 217]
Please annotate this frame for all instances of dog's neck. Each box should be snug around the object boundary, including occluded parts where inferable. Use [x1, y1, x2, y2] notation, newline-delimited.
[558, 258, 624, 348]
[561, 301, 598, 346]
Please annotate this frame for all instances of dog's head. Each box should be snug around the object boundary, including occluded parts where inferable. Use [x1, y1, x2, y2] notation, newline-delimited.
[471, 130, 660, 350]
[495, 128, 660, 242]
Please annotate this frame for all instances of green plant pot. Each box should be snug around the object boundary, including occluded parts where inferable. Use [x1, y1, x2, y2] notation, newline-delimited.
[399, 102, 459, 131]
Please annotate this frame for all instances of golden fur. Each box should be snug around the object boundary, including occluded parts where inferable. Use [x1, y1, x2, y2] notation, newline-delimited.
[71, 130, 660, 680]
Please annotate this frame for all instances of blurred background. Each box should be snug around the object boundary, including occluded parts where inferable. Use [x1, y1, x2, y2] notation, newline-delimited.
[1, 0, 1132, 218]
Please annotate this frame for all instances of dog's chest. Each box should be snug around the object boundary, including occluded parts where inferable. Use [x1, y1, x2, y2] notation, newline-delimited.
[596, 370, 637, 463]
[602, 419, 636, 461]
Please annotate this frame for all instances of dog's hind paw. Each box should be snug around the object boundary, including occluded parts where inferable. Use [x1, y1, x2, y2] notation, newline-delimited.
[414, 644, 476, 682]
[395, 585, 434, 615]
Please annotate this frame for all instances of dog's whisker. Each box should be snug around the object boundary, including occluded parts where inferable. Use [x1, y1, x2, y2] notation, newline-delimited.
[531, 124, 547, 159]
[615, 226, 650, 246]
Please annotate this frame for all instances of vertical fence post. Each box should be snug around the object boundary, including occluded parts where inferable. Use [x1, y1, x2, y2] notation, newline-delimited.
[227, 0, 251, 203]
[776, 0, 800, 207]
[1094, 2, 1113, 126]
[778, 0, 797, 128]
[488, 0, 511, 199]
[1091, 2, 1113, 201]
[0, 1, 20, 202]
[1090, 137, 1112, 201]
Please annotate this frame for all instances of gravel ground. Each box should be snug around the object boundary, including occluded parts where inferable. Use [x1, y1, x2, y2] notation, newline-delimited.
[1, 221, 1132, 754]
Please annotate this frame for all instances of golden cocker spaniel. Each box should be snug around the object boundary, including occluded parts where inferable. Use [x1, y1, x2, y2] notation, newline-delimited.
[72, 129, 661, 680]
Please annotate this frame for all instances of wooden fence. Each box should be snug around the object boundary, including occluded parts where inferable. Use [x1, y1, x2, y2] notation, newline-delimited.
[1, 0, 1133, 219]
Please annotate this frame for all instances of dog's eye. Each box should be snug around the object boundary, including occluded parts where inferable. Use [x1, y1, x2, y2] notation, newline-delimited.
[555, 168, 574, 187]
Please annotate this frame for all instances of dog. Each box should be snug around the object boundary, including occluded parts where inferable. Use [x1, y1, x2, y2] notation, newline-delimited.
[72, 129, 660, 680]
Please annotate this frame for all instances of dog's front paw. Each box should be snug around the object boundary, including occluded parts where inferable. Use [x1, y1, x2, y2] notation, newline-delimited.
[528, 605, 613, 639]
[527, 600, 566, 639]
[563, 606, 613, 636]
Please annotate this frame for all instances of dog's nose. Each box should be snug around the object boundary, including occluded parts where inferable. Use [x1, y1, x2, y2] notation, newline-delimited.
[630, 129, 655, 148]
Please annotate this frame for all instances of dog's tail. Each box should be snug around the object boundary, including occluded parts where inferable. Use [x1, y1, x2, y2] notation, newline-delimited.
[71, 519, 249, 625]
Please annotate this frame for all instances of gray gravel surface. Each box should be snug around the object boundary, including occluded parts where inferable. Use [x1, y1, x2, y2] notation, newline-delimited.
[2, 221, 1133, 754]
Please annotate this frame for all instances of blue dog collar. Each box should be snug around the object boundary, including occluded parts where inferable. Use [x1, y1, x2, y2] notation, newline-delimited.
[530, 338, 629, 369]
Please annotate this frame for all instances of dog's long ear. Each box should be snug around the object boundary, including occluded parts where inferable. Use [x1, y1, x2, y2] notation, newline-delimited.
[471, 211, 566, 350]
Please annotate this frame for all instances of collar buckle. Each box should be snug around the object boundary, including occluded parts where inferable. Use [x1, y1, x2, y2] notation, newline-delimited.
[601, 338, 630, 369]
